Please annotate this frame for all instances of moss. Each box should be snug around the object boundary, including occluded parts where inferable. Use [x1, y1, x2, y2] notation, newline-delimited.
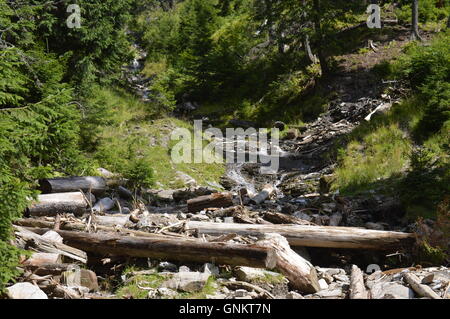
[115, 272, 169, 299]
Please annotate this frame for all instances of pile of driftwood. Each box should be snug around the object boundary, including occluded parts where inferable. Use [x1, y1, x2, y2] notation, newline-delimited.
[13, 175, 417, 298]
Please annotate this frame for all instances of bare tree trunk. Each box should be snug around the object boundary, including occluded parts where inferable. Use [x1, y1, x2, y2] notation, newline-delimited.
[312, 0, 329, 74]
[186, 221, 416, 250]
[304, 34, 318, 64]
[411, 0, 423, 41]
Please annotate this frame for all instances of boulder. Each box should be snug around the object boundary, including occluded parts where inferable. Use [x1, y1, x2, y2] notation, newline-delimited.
[162, 272, 210, 292]
[234, 266, 283, 283]
[7, 283, 48, 299]
[370, 282, 414, 299]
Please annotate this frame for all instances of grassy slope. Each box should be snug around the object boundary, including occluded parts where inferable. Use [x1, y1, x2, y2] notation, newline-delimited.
[86, 87, 224, 189]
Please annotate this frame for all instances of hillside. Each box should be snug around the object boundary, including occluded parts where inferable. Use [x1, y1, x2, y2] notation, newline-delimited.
[0, 0, 449, 300]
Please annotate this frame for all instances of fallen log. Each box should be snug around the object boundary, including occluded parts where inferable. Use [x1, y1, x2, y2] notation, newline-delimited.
[250, 185, 275, 205]
[14, 218, 180, 239]
[22, 253, 62, 267]
[187, 192, 233, 213]
[257, 233, 320, 294]
[14, 226, 87, 263]
[27, 192, 88, 217]
[21, 227, 318, 293]
[39, 176, 107, 195]
[349, 265, 369, 299]
[23, 263, 73, 276]
[403, 272, 442, 299]
[186, 222, 415, 250]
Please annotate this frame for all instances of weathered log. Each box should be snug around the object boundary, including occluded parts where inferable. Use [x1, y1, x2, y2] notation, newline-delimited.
[403, 272, 442, 299]
[187, 192, 233, 213]
[21, 228, 318, 293]
[186, 221, 415, 250]
[14, 218, 180, 239]
[27, 192, 88, 217]
[22, 253, 62, 267]
[349, 265, 369, 299]
[257, 233, 320, 294]
[23, 263, 73, 276]
[250, 185, 275, 205]
[39, 176, 107, 195]
[14, 226, 87, 263]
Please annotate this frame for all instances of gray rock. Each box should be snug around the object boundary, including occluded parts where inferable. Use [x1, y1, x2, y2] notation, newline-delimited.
[286, 291, 304, 299]
[93, 197, 115, 212]
[314, 288, 345, 299]
[370, 282, 414, 299]
[234, 266, 282, 283]
[162, 272, 210, 292]
[318, 278, 329, 290]
[235, 289, 247, 298]
[158, 261, 178, 272]
[202, 263, 219, 276]
[333, 274, 350, 283]
[178, 266, 191, 273]
[7, 283, 48, 299]
[190, 214, 210, 222]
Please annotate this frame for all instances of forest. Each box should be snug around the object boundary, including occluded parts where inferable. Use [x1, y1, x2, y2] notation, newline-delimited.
[0, 0, 449, 300]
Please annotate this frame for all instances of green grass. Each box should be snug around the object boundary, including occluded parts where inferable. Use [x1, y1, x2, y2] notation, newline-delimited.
[85, 87, 225, 189]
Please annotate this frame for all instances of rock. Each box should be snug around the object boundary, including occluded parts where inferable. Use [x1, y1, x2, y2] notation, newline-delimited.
[156, 287, 178, 298]
[7, 283, 48, 299]
[162, 272, 210, 292]
[235, 289, 248, 298]
[158, 261, 178, 272]
[274, 121, 286, 131]
[190, 214, 210, 222]
[314, 288, 345, 299]
[317, 267, 346, 277]
[175, 171, 197, 187]
[329, 213, 342, 226]
[319, 272, 334, 284]
[286, 291, 305, 299]
[93, 197, 115, 212]
[234, 266, 282, 283]
[293, 211, 313, 222]
[179, 266, 191, 273]
[202, 263, 219, 276]
[61, 268, 99, 291]
[97, 168, 116, 178]
[284, 128, 299, 140]
[370, 282, 414, 299]
[333, 274, 350, 283]
[421, 273, 434, 284]
[318, 279, 329, 290]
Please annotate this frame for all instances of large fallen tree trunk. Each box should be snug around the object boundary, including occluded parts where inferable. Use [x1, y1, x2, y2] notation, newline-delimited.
[21, 227, 318, 293]
[186, 222, 415, 250]
[14, 218, 182, 239]
[187, 192, 233, 213]
[39, 176, 107, 195]
[14, 226, 87, 263]
[27, 192, 88, 217]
